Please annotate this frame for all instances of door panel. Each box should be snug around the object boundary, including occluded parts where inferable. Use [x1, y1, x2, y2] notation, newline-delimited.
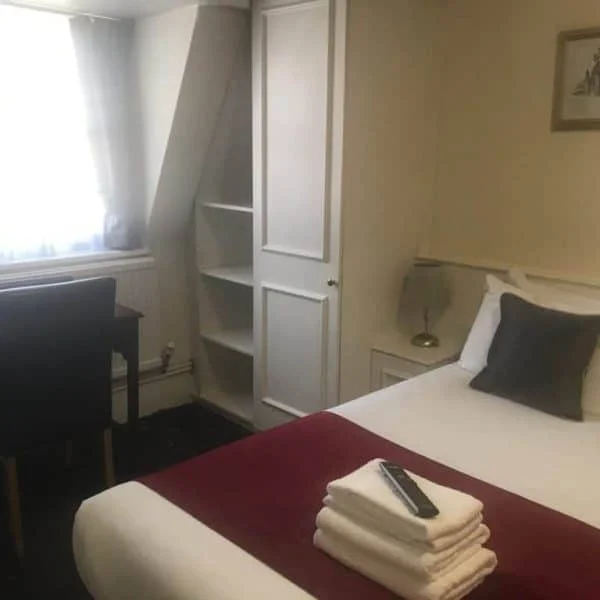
[261, 284, 328, 418]
[253, 0, 346, 429]
[263, 1, 330, 259]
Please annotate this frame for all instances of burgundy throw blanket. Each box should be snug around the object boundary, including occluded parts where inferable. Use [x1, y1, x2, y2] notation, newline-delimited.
[141, 413, 600, 599]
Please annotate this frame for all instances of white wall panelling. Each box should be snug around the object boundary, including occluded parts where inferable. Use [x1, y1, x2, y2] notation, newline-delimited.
[261, 0, 331, 260]
[260, 283, 328, 418]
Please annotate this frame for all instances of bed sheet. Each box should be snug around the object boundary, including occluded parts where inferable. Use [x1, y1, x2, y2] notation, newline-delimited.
[332, 364, 600, 528]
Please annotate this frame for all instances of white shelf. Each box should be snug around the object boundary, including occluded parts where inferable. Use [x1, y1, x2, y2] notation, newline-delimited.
[203, 201, 253, 214]
[201, 266, 253, 287]
[201, 329, 254, 357]
[198, 389, 253, 424]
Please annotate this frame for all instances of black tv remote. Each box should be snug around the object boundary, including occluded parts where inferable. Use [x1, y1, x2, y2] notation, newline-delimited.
[379, 462, 440, 519]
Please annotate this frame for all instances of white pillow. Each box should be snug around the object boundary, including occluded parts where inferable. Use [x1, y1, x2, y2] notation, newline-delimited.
[508, 268, 600, 419]
[458, 275, 533, 374]
[508, 268, 600, 314]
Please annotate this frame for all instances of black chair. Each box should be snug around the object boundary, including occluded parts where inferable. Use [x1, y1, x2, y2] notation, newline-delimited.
[0, 274, 74, 291]
[0, 277, 116, 557]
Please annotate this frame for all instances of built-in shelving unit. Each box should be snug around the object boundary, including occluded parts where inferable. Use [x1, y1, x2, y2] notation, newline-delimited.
[203, 201, 253, 214]
[200, 266, 253, 287]
[200, 329, 254, 357]
[195, 200, 254, 423]
[193, 13, 254, 426]
[198, 389, 254, 424]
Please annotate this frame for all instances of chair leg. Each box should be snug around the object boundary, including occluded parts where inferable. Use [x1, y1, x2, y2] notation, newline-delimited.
[3, 457, 24, 559]
[103, 428, 116, 488]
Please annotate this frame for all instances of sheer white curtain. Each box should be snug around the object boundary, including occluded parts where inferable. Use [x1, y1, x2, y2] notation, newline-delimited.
[70, 16, 140, 250]
[0, 7, 105, 263]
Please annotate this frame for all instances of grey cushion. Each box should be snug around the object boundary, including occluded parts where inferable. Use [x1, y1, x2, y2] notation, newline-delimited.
[470, 293, 600, 420]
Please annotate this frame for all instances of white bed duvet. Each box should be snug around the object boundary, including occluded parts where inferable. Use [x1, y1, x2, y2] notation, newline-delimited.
[332, 364, 600, 528]
[73, 364, 600, 599]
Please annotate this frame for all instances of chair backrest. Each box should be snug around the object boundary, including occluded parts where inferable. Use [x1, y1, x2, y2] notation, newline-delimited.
[0, 277, 116, 455]
[0, 274, 74, 291]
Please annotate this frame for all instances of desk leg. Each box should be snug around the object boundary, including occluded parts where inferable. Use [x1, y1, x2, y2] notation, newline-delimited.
[126, 320, 140, 425]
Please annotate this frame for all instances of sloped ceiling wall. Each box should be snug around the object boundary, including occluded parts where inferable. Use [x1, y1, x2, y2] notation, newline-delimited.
[196, 17, 251, 206]
[133, 4, 248, 242]
[134, 4, 198, 225]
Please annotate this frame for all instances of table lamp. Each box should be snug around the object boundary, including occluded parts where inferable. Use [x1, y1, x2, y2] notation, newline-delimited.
[402, 261, 450, 348]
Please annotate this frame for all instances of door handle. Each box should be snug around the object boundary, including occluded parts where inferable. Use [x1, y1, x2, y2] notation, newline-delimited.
[327, 278, 339, 287]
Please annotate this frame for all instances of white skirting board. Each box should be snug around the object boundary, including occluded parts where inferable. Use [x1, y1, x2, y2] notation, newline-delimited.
[111, 361, 195, 424]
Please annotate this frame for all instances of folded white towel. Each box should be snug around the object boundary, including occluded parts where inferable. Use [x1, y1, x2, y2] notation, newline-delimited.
[327, 459, 483, 546]
[324, 497, 483, 553]
[316, 507, 490, 581]
[314, 529, 497, 600]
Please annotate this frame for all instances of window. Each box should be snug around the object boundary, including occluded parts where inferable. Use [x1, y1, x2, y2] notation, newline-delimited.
[0, 7, 105, 264]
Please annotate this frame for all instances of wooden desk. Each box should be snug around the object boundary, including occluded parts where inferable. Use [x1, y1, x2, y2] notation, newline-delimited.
[113, 304, 143, 424]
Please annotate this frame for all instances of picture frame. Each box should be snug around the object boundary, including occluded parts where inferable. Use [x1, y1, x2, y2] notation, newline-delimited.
[552, 27, 600, 131]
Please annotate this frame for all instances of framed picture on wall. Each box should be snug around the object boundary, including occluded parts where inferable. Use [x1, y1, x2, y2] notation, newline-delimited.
[552, 27, 600, 131]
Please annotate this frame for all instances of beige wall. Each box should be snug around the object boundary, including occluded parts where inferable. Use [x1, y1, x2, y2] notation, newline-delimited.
[339, 0, 441, 402]
[422, 0, 600, 281]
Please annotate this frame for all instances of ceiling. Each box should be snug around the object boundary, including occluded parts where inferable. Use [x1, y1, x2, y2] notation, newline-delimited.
[3, 0, 249, 18]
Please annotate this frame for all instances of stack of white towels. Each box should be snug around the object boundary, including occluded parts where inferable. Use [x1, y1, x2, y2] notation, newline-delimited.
[314, 459, 497, 600]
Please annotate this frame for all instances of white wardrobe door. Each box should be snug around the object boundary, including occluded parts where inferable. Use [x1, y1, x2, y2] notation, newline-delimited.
[253, 0, 346, 429]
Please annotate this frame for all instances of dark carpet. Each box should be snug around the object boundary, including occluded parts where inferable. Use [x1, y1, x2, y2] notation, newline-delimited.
[0, 403, 251, 599]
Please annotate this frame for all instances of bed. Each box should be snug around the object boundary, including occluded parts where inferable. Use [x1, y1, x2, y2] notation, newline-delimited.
[73, 363, 600, 599]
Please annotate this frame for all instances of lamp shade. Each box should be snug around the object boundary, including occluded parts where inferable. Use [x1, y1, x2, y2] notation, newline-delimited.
[402, 261, 450, 320]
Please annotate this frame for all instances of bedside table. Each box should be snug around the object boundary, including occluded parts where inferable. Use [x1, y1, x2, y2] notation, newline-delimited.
[370, 334, 461, 392]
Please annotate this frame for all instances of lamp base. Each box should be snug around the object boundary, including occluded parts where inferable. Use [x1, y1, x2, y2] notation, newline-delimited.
[411, 333, 440, 348]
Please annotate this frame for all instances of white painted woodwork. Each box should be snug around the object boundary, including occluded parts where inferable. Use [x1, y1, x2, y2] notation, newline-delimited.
[197, 210, 253, 271]
[370, 352, 425, 392]
[201, 266, 253, 287]
[370, 340, 461, 393]
[191, 0, 441, 427]
[192, 8, 255, 423]
[202, 202, 253, 214]
[262, 0, 330, 259]
[253, 0, 346, 429]
[201, 329, 254, 357]
[197, 389, 253, 424]
[261, 397, 307, 419]
[261, 285, 328, 417]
